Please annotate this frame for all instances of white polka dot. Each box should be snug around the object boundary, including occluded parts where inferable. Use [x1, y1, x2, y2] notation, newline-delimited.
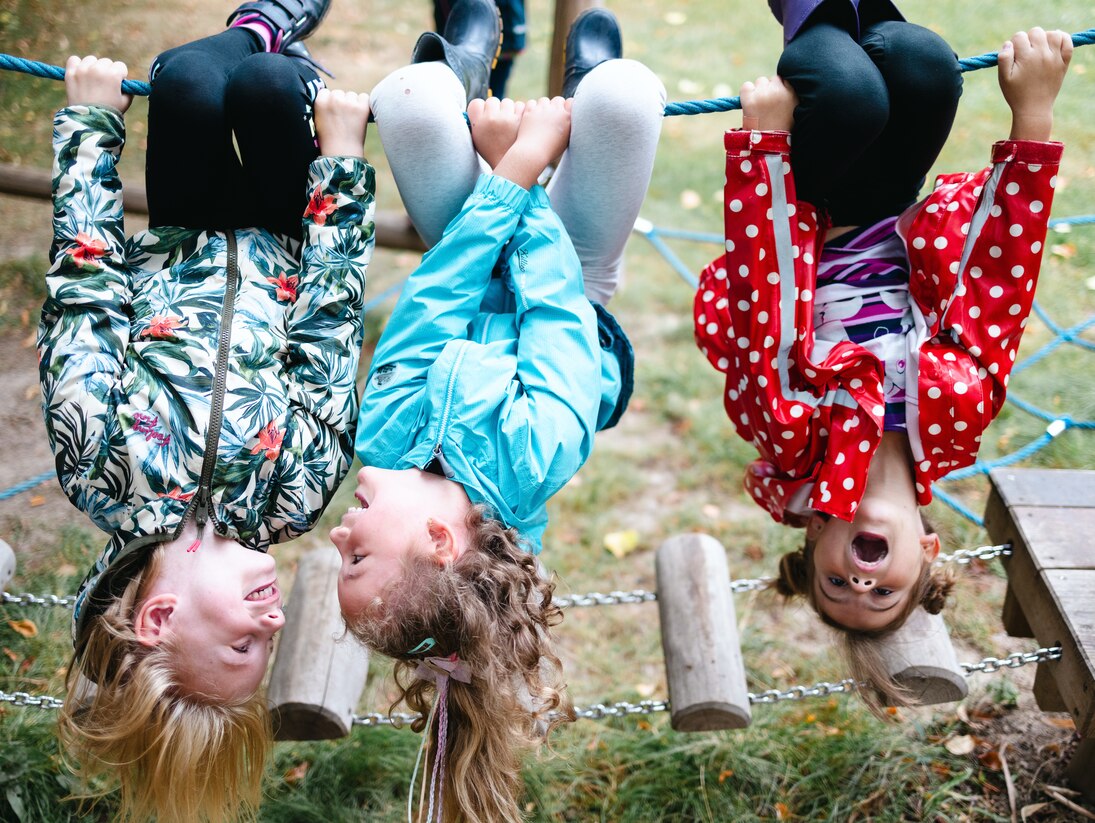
[740, 160, 752, 173]
[767, 272, 780, 285]
[745, 225, 759, 238]
[989, 285, 1003, 298]
[961, 222, 970, 235]
[915, 482, 925, 494]
[954, 382, 967, 395]
[749, 351, 760, 363]
[928, 424, 942, 435]
[717, 357, 729, 370]
[739, 265, 749, 277]
[763, 335, 775, 348]
[737, 336, 749, 349]
[787, 203, 796, 217]
[919, 461, 931, 472]
[850, 378, 862, 390]
[969, 306, 981, 319]
[925, 203, 939, 214]
[727, 388, 738, 400]
[789, 405, 804, 418]
[757, 375, 768, 387]
[1030, 200, 1043, 214]
[803, 252, 814, 265]
[988, 324, 1001, 338]
[858, 440, 870, 453]
[1005, 182, 1020, 195]
[1028, 164, 1041, 173]
[1009, 224, 1023, 237]
[756, 183, 768, 196]
[912, 237, 926, 250]
[843, 477, 855, 490]
[703, 289, 715, 302]
[757, 311, 769, 324]
[1049, 175, 1057, 188]
[872, 405, 884, 417]
[927, 387, 942, 399]
[955, 421, 968, 432]
[1011, 265, 1024, 278]
[1030, 241, 1042, 254]
[946, 201, 960, 212]
[969, 345, 981, 357]
[725, 239, 735, 253]
[989, 246, 1002, 258]
[970, 266, 983, 279]
[706, 322, 718, 335]
[737, 299, 750, 311]
[729, 199, 743, 212]
[1008, 304, 1021, 316]
[990, 204, 1003, 218]
[781, 430, 794, 440]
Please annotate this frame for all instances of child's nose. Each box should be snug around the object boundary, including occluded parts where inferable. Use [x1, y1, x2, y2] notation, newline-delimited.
[849, 575, 875, 592]
[261, 608, 286, 632]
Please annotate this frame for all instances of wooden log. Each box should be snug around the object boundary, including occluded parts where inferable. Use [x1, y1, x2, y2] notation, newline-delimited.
[0, 162, 427, 252]
[1065, 737, 1095, 804]
[655, 533, 751, 731]
[268, 547, 369, 740]
[547, 0, 603, 97]
[878, 607, 968, 705]
[0, 538, 14, 592]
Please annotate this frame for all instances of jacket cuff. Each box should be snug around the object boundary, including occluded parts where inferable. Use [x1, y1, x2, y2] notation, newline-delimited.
[990, 140, 1064, 165]
[54, 105, 126, 150]
[724, 128, 791, 156]
[472, 173, 532, 214]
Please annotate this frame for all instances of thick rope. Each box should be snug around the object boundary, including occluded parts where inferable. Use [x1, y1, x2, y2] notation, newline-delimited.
[1, 27, 1092, 113]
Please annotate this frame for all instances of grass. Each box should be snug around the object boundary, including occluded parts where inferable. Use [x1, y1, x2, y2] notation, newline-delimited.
[1, 0, 1094, 820]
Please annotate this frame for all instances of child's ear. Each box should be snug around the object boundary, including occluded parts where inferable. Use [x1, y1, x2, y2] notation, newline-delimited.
[134, 593, 178, 647]
[920, 532, 941, 562]
[806, 513, 827, 542]
[426, 517, 464, 566]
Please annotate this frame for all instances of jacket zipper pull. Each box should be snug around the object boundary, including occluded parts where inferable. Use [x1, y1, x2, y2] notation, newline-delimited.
[194, 489, 209, 538]
[431, 443, 456, 480]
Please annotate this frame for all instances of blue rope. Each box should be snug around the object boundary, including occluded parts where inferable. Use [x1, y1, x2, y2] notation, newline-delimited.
[3, 27, 1092, 113]
[0, 470, 55, 502]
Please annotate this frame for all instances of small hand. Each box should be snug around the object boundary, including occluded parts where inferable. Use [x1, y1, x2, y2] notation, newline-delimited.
[315, 88, 371, 158]
[469, 97, 526, 168]
[64, 55, 132, 113]
[998, 27, 1072, 142]
[740, 75, 797, 132]
[491, 97, 572, 191]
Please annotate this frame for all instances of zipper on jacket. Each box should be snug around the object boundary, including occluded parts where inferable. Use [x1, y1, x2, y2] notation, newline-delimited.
[430, 343, 467, 479]
[190, 231, 241, 537]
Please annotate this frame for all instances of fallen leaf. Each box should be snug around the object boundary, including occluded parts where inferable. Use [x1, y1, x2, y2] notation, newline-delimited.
[603, 530, 640, 559]
[7, 619, 38, 639]
[1051, 242, 1076, 258]
[57, 563, 77, 577]
[29, 495, 46, 507]
[945, 735, 975, 755]
[679, 189, 702, 209]
[744, 544, 764, 561]
[701, 504, 720, 520]
[2, 647, 17, 662]
[775, 802, 791, 820]
[1041, 715, 1075, 730]
[283, 761, 310, 784]
[635, 682, 656, 698]
[664, 11, 687, 25]
[978, 749, 1003, 770]
[718, 769, 734, 783]
[22, 331, 36, 349]
[1020, 802, 1049, 821]
[20, 308, 29, 327]
[23, 385, 37, 401]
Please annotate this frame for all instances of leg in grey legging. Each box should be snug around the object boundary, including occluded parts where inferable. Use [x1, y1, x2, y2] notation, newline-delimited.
[370, 62, 484, 247]
[547, 58, 665, 305]
[371, 58, 665, 304]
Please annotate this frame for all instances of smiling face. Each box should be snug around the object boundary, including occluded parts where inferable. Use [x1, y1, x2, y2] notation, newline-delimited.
[136, 527, 285, 700]
[809, 498, 940, 632]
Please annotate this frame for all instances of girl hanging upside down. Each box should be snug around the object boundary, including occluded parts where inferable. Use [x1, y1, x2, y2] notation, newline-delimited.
[694, 2, 1071, 708]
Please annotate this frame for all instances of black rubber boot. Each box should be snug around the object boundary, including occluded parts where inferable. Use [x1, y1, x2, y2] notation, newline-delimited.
[411, 0, 502, 103]
[562, 8, 622, 98]
[283, 41, 334, 77]
[227, 0, 332, 51]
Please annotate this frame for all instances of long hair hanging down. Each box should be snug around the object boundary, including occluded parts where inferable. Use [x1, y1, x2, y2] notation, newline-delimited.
[774, 537, 956, 714]
[57, 546, 272, 823]
[348, 505, 572, 823]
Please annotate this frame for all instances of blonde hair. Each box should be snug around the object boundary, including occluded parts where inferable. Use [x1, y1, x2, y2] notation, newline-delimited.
[348, 506, 571, 823]
[774, 536, 956, 713]
[58, 546, 272, 823]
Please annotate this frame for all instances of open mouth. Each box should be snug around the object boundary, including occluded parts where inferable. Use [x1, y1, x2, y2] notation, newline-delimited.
[851, 533, 888, 567]
[246, 582, 279, 603]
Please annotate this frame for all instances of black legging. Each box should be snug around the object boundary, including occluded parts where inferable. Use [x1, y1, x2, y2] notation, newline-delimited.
[146, 29, 321, 239]
[777, 2, 963, 227]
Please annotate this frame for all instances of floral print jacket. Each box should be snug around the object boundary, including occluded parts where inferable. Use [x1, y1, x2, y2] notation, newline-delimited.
[39, 106, 375, 646]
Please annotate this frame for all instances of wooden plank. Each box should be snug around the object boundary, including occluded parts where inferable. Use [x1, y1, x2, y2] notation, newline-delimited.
[655, 533, 751, 731]
[547, 0, 603, 97]
[0, 162, 427, 252]
[879, 608, 968, 705]
[987, 468, 1095, 509]
[1001, 585, 1034, 638]
[268, 547, 370, 740]
[1004, 507, 1095, 572]
[1033, 664, 1067, 713]
[1065, 737, 1095, 804]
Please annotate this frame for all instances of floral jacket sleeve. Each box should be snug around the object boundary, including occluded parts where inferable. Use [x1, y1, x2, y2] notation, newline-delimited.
[693, 129, 1061, 523]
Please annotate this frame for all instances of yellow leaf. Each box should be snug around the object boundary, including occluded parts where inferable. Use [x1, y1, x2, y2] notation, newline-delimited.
[7, 619, 38, 639]
[775, 801, 791, 820]
[1051, 242, 1076, 259]
[603, 530, 641, 559]
[29, 495, 46, 507]
[944, 734, 976, 755]
[718, 769, 734, 783]
[283, 761, 310, 784]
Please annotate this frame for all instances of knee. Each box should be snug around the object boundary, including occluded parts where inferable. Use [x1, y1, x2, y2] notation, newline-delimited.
[149, 49, 224, 116]
[572, 60, 667, 130]
[866, 22, 962, 107]
[369, 62, 466, 125]
[226, 53, 310, 116]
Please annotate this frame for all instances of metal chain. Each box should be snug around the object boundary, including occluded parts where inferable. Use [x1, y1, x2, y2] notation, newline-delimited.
[960, 645, 1061, 674]
[553, 590, 658, 608]
[0, 690, 65, 709]
[937, 543, 1012, 565]
[748, 679, 859, 704]
[2, 592, 76, 608]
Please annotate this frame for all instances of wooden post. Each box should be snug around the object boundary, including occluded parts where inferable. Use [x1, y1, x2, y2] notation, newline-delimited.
[877, 607, 968, 705]
[655, 533, 751, 731]
[0, 539, 14, 592]
[547, 0, 603, 97]
[268, 547, 370, 740]
[0, 162, 427, 252]
[1065, 737, 1095, 804]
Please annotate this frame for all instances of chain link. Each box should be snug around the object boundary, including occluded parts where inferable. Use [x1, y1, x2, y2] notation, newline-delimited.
[961, 645, 1061, 674]
[0, 690, 65, 709]
[937, 543, 1012, 565]
[571, 699, 670, 719]
[553, 590, 658, 608]
[748, 679, 859, 704]
[2, 592, 76, 608]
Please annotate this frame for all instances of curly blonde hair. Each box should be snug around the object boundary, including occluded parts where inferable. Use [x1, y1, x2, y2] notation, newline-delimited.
[774, 534, 956, 713]
[347, 506, 571, 823]
[58, 546, 272, 823]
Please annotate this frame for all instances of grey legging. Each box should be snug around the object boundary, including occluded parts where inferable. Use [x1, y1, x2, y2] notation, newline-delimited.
[370, 58, 666, 306]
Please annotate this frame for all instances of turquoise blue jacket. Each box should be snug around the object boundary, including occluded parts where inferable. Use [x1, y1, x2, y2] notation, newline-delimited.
[356, 175, 631, 552]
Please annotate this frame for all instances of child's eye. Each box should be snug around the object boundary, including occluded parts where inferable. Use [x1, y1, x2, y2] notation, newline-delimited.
[351, 555, 364, 565]
[232, 643, 251, 654]
[873, 587, 893, 596]
[827, 576, 846, 588]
